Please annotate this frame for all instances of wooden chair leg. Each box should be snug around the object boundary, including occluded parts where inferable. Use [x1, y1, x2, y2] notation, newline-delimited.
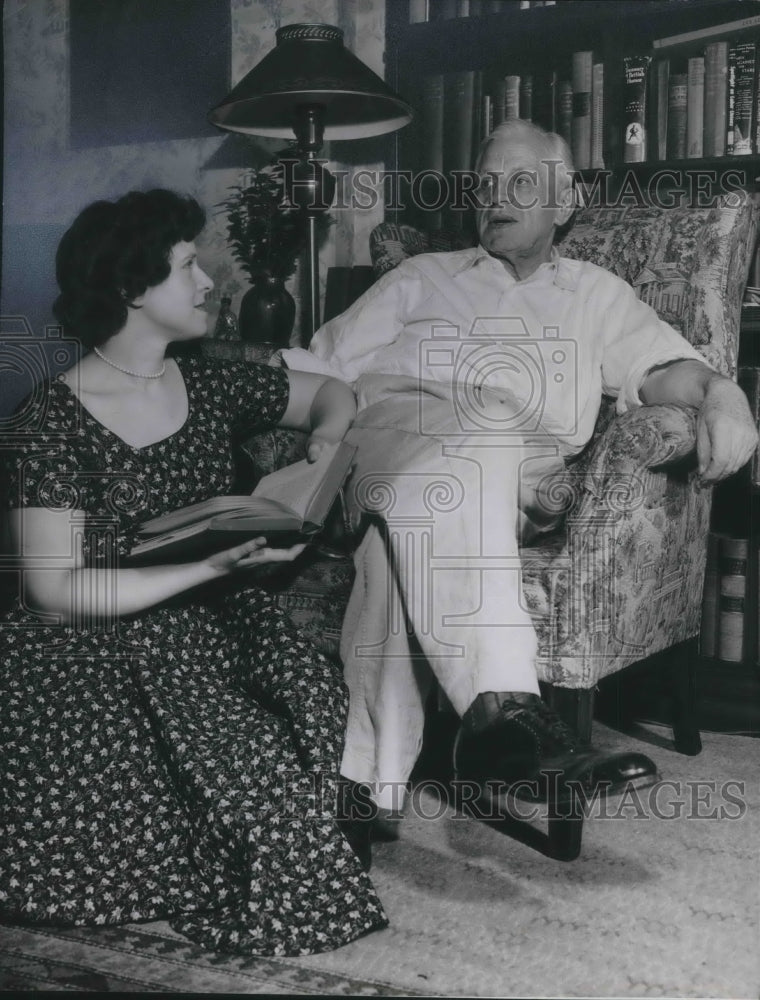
[665, 640, 702, 756]
[547, 796, 584, 861]
[543, 684, 595, 744]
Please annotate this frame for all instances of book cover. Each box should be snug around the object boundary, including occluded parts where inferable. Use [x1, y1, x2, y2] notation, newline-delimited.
[652, 13, 760, 50]
[128, 441, 357, 564]
[666, 72, 688, 159]
[623, 55, 651, 163]
[686, 56, 705, 158]
[728, 40, 756, 154]
[504, 75, 520, 120]
[704, 41, 729, 157]
[700, 530, 724, 658]
[557, 78, 573, 145]
[591, 61, 604, 168]
[571, 50, 593, 169]
[718, 535, 749, 663]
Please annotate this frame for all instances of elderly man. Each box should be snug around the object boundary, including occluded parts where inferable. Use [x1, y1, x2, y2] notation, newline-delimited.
[282, 120, 757, 826]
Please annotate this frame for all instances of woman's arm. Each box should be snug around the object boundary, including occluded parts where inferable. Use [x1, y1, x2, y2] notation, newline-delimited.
[277, 370, 357, 461]
[9, 506, 305, 624]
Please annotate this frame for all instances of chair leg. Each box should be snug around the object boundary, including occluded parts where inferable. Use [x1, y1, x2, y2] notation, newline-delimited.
[544, 684, 595, 744]
[547, 795, 584, 862]
[665, 640, 702, 756]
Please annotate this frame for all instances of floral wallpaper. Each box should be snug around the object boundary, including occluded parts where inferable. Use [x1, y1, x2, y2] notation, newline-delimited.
[1, 0, 389, 360]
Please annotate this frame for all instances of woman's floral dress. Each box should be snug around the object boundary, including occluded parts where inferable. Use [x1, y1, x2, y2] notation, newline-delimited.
[0, 355, 387, 956]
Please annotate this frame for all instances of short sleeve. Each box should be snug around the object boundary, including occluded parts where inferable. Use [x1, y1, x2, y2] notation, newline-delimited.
[190, 357, 290, 436]
[599, 277, 710, 413]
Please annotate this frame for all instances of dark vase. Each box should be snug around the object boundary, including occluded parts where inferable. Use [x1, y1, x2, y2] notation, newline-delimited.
[238, 274, 296, 347]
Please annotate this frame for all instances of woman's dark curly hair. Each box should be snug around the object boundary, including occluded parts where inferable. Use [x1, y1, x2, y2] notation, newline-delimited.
[53, 189, 206, 349]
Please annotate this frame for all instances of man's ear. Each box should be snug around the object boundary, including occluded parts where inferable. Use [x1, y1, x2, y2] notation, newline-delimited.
[554, 184, 576, 226]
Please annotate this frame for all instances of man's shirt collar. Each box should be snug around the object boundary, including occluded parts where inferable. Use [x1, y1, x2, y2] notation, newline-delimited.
[453, 244, 580, 290]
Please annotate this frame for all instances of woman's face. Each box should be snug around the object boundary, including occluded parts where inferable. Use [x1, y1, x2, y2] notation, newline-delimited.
[135, 240, 214, 341]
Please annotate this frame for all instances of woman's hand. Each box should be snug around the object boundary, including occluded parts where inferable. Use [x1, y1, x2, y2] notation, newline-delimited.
[205, 536, 307, 574]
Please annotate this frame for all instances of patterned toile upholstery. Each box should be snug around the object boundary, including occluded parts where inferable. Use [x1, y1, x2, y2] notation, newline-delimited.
[247, 194, 758, 741]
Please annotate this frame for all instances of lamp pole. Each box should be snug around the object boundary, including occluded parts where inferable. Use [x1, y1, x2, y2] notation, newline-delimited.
[286, 104, 336, 340]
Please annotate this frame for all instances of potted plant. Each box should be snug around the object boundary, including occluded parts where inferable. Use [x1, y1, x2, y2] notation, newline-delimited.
[219, 162, 309, 346]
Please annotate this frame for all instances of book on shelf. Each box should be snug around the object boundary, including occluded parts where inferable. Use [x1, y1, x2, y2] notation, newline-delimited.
[443, 70, 476, 227]
[717, 535, 749, 663]
[666, 72, 688, 159]
[703, 41, 729, 157]
[686, 56, 705, 158]
[490, 75, 507, 128]
[651, 58, 670, 161]
[652, 13, 760, 50]
[504, 74, 520, 121]
[557, 78, 573, 145]
[727, 39, 756, 154]
[418, 73, 444, 229]
[591, 61, 604, 169]
[520, 74, 533, 123]
[571, 50, 593, 169]
[127, 441, 357, 565]
[699, 530, 725, 659]
[622, 54, 651, 163]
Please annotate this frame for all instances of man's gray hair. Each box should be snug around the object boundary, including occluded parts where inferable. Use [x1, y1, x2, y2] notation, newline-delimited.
[475, 120, 576, 194]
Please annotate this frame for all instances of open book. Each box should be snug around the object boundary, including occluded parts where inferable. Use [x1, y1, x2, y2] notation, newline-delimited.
[127, 440, 356, 564]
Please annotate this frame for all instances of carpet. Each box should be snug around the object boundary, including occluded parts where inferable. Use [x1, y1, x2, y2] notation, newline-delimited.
[1, 722, 758, 998]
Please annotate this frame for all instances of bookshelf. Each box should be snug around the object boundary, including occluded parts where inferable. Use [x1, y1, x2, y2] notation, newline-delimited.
[384, 0, 760, 227]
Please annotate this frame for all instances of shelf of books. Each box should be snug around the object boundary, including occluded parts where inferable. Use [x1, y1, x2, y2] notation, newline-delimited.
[388, 0, 760, 225]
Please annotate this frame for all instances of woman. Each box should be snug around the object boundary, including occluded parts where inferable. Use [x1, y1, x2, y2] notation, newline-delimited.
[0, 189, 387, 955]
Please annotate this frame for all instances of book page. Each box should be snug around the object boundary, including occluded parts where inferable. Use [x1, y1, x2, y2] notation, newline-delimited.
[252, 440, 356, 526]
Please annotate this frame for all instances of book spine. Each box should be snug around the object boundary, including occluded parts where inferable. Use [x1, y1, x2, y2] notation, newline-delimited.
[652, 13, 760, 50]
[557, 78, 573, 145]
[504, 75, 520, 120]
[571, 50, 593, 169]
[419, 73, 445, 229]
[652, 58, 670, 160]
[591, 61, 605, 168]
[622, 55, 651, 163]
[481, 93, 493, 141]
[728, 40, 756, 154]
[666, 72, 688, 159]
[520, 74, 533, 122]
[687, 56, 705, 158]
[704, 41, 729, 157]
[491, 75, 507, 128]
[718, 536, 749, 663]
[700, 531, 723, 658]
[443, 70, 476, 227]
[471, 70, 483, 165]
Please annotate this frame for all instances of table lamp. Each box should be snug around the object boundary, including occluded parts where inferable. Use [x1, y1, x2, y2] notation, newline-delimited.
[209, 23, 413, 338]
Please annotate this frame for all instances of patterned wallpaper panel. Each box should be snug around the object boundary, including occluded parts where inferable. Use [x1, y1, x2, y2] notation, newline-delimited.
[1, 0, 389, 376]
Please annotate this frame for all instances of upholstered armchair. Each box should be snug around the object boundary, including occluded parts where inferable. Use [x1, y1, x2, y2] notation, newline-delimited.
[243, 193, 757, 857]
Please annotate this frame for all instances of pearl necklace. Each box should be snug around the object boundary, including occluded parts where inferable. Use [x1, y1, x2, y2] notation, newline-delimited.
[93, 346, 166, 379]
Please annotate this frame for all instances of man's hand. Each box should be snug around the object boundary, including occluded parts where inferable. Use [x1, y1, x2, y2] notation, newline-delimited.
[696, 377, 758, 484]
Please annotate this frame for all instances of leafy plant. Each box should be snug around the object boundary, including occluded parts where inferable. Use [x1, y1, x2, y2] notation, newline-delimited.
[218, 162, 310, 284]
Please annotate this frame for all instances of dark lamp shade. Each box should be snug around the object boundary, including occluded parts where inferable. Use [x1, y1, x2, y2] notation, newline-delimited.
[209, 23, 413, 140]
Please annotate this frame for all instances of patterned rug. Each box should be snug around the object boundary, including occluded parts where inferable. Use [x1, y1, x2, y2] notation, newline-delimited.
[1, 723, 758, 997]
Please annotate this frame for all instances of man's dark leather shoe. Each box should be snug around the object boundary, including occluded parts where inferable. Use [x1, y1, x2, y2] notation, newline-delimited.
[453, 692, 659, 806]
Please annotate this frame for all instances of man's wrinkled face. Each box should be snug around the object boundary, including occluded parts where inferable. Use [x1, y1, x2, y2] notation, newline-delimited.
[475, 137, 572, 272]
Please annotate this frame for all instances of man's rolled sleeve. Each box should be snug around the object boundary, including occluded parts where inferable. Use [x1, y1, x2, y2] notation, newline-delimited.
[600, 281, 711, 413]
